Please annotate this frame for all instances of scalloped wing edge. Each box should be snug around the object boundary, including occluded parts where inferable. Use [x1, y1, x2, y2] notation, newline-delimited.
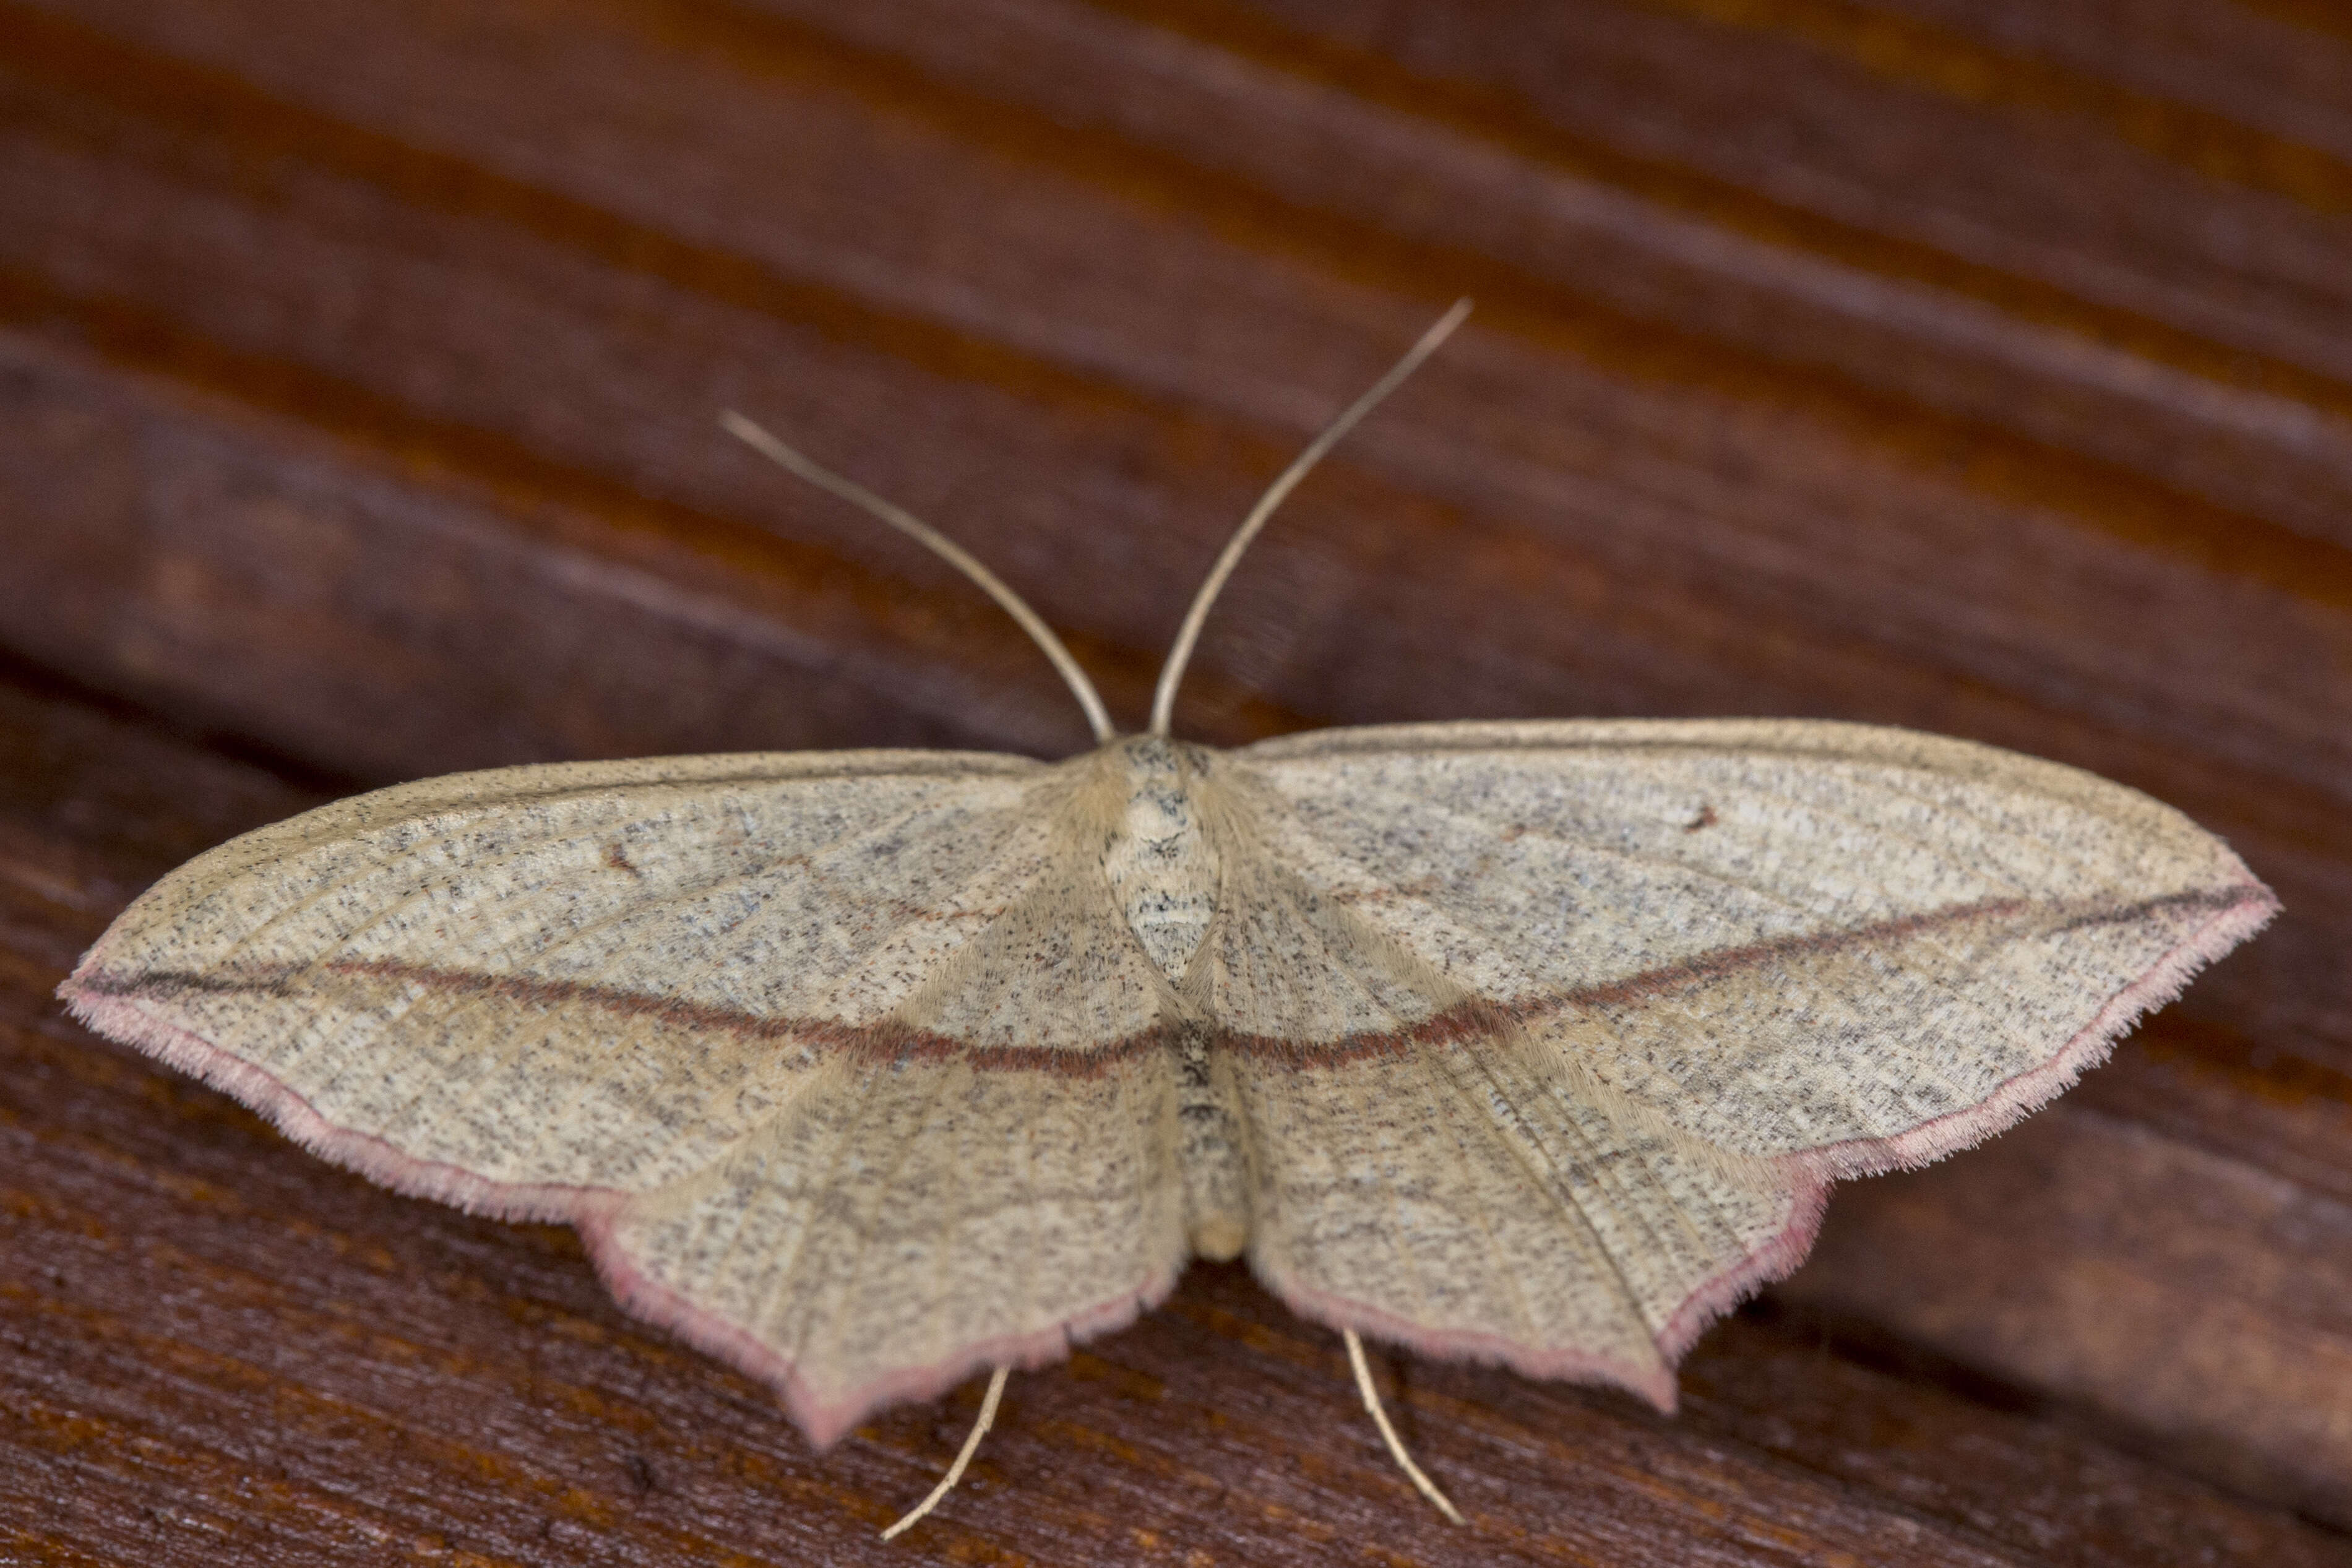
[1261, 1176, 1832, 1417]
[54, 972, 1182, 1449]
[1781, 882, 2278, 1182]
[55, 877, 2277, 1439]
[1254, 880, 2278, 1412]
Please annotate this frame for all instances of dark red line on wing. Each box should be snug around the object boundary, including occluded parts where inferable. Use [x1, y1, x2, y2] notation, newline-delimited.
[77, 887, 2260, 1075]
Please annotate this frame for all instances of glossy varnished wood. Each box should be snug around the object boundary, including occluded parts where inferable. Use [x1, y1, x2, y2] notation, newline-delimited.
[1, 1, 2348, 1561]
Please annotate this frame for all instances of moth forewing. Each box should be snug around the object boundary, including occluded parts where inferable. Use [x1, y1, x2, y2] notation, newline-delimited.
[61, 304, 2276, 1538]
[1226, 717, 2275, 1178]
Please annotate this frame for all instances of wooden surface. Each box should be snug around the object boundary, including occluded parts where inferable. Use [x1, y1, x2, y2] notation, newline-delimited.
[2, 1, 2350, 1561]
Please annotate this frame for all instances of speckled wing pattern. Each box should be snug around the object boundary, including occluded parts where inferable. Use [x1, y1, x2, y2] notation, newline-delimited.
[1209, 719, 2275, 1405]
[61, 718, 2274, 1437]
[60, 748, 1194, 1444]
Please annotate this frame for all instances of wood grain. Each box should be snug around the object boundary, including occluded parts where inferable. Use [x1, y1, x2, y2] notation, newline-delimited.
[1, 0, 2347, 1561]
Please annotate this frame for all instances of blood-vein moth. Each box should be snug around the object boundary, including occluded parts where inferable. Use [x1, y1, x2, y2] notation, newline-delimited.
[61, 302, 2275, 1535]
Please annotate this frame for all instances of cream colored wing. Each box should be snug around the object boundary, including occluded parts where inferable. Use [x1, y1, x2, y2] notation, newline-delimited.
[61, 747, 1190, 1441]
[603, 1052, 1184, 1445]
[1225, 718, 2275, 1176]
[1176, 808, 1811, 1410]
[1191, 718, 2272, 1406]
[1225, 1038, 1819, 1411]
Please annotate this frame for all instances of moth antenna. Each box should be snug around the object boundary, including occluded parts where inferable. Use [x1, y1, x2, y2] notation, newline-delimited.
[1148, 298, 1472, 738]
[1344, 1329, 1465, 1526]
[723, 412, 1118, 746]
[879, 1365, 1010, 1541]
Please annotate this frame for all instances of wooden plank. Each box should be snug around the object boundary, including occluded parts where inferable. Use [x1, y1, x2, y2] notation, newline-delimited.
[0, 682, 2340, 1561]
[0, 0, 2347, 1558]
[1783, 1092, 2352, 1523]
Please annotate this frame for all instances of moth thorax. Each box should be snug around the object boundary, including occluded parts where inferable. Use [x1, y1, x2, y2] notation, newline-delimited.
[1103, 740, 1220, 981]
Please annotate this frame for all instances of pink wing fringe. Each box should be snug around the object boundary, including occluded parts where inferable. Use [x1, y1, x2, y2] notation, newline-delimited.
[1260, 883, 2280, 1413]
[56, 974, 1179, 1447]
[58, 882, 2274, 1437]
[58, 985, 619, 1228]
[1786, 886, 2279, 1182]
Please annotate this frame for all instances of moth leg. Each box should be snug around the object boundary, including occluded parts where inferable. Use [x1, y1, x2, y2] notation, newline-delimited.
[1344, 1330, 1463, 1525]
[1173, 1024, 1251, 1260]
[880, 1366, 1009, 1541]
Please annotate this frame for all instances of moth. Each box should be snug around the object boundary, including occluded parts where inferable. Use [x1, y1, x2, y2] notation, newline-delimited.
[60, 303, 2276, 1534]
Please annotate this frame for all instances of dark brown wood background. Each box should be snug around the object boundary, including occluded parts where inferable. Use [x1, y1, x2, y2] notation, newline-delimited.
[2, 1, 2350, 1562]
